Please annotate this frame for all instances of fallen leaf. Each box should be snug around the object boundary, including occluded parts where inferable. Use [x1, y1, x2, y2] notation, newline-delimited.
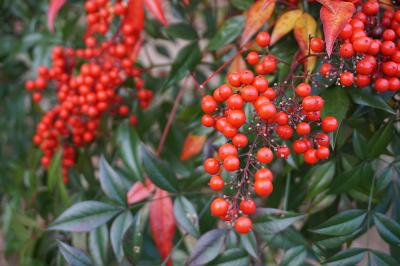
[144, 0, 168, 26]
[127, 178, 155, 205]
[149, 189, 176, 266]
[293, 13, 317, 73]
[47, 0, 67, 32]
[227, 54, 247, 74]
[180, 132, 207, 160]
[270, 9, 303, 45]
[317, 0, 355, 56]
[240, 0, 276, 47]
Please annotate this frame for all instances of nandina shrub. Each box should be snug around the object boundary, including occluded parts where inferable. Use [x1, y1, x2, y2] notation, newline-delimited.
[1, 0, 400, 265]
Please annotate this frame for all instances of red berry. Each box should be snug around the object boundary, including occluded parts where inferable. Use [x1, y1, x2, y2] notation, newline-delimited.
[204, 158, 220, 174]
[254, 179, 273, 196]
[232, 134, 248, 148]
[340, 72, 354, 87]
[240, 199, 256, 215]
[295, 83, 312, 97]
[201, 95, 218, 114]
[255, 168, 273, 182]
[246, 51, 259, 65]
[257, 147, 274, 164]
[296, 122, 311, 135]
[304, 149, 319, 164]
[310, 38, 324, 52]
[210, 198, 229, 216]
[235, 216, 253, 234]
[223, 155, 240, 171]
[316, 146, 330, 160]
[209, 175, 225, 190]
[256, 32, 270, 47]
[321, 116, 338, 132]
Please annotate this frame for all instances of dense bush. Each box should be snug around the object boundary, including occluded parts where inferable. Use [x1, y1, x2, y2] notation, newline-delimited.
[1, 0, 400, 265]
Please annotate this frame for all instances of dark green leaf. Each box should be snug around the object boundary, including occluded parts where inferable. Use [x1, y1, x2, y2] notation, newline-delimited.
[352, 131, 368, 159]
[324, 248, 366, 266]
[307, 160, 336, 199]
[374, 213, 400, 247]
[117, 123, 143, 181]
[252, 208, 304, 234]
[163, 42, 201, 89]
[316, 228, 363, 249]
[110, 211, 134, 262]
[57, 240, 93, 266]
[231, 0, 253, 10]
[99, 156, 130, 205]
[280, 246, 307, 266]
[367, 122, 393, 158]
[174, 196, 199, 237]
[207, 16, 245, 51]
[186, 229, 227, 266]
[165, 23, 198, 40]
[123, 210, 147, 264]
[311, 209, 367, 236]
[48, 201, 121, 232]
[370, 250, 399, 266]
[89, 225, 108, 266]
[48, 149, 62, 191]
[141, 145, 179, 192]
[321, 87, 350, 124]
[239, 231, 258, 259]
[210, 248, 249, 266]
[349, 88, 395, 114]
[331, 162, 372, 194]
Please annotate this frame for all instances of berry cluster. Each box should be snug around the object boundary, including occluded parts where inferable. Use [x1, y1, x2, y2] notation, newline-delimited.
[202, 32, 338, 234]
[25, 0, 152, 182]
[316, 1, 400, 92]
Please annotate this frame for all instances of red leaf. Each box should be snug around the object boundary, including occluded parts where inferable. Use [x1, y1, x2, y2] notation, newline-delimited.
[131, 35, 144, 62]
[149, 189, 176, 266]
[240, 0, 276, 47]
[123, 0, 145, 33]
[317, 0, 355, 56]
[47, 0, 66, 32]
[144, 0, 168, 26]
[126, 178, 155, 205]
[180, 132, 207, 160]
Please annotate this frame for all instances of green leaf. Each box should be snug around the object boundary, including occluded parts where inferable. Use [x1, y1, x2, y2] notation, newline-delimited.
[239, 231, 258, 259]
[348, 88, 395, 114]
[321, 87, 350, 124]
[165, 23, 198, 40]
[374, 213, 400, 247]
[311, 209, 367, 236]
[232, 0, 253, 10]
[210, 248, 249, 266]
[280, 246, 307, 266]
[110, 211, 134, 262]
[123, 210, 147, 264]
[331, 162, 372, 194]
[252, 208, 304, 234]
[48, 149, 62, 191]
[186, 229, 227, 265]
[57, 240, 93, 266]
[48, 201, 121, 232]
[324, 248, 366, 266]
[174, 196, 199, 237]
[99, 156, 130, 205]
[163, 42, 201, 89]
[89, 225, 108, 266]
[307, 161, 336, 199]
[316, 228, 363, 249]
[352, 130, 368, 159]
[207, 16, 245, 51]
[367, 122, 393, 158]
[141, 145, 179, 192]
[370, 250, 399, 266]
[117, 123, 143, 181]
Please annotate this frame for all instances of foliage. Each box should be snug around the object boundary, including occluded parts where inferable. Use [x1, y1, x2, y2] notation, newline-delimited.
[0, 0, 400, 265]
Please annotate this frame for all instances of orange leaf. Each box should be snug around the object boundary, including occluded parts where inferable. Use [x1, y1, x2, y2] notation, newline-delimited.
[293, 13, 317, 74]
[228, 55, 247, 74]
[144, 0, 169, 26]
[123, 0, 145, 33]
[270, 9, 303, 45]
[240, 0, 276, 47]
[126, 178, 155, 205]
[47, 0, 66, 32]
[317, 0, 355, 56]
[180, 132, 207, 160]
[149, 189, 176, 266]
